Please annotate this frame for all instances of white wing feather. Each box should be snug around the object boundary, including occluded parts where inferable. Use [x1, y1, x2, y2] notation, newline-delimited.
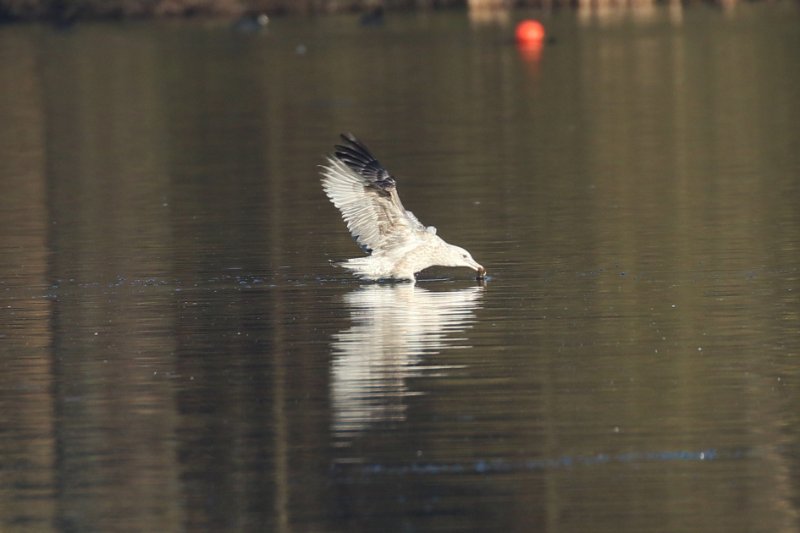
[321, 148, 426, 254]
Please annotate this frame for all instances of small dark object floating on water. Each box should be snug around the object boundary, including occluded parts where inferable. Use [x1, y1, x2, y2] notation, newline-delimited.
[232, 12, 269, 33]
[360, 6, 385, 27]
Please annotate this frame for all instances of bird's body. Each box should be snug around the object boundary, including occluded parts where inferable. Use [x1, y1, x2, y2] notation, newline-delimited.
[320, 133, 485, 282]
[337, 228, 461, 281]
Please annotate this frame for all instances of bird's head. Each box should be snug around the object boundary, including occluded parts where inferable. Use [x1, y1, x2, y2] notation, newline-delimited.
[445, 244, 486, 279]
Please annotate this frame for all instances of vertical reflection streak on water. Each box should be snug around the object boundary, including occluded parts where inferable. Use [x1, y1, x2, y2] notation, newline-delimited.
[37, 26, 183, 533]
[271, 299, 290, 533]
[264, 102, 291, 533]
[0, 27, 56, 532]
[330, 285, 484, 444]
[548, 14, 800, 531]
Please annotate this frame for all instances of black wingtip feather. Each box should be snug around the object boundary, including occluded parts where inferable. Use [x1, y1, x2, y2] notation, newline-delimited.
[335, 133, 376, 163]
[332, 133, 397, 191]
[341, 132, 358, 144]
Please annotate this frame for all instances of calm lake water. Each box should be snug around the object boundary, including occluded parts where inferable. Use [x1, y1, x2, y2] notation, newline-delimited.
[2, 4, 800, 532]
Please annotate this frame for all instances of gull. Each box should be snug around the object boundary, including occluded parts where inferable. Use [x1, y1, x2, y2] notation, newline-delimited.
[321, 133, 486, 281]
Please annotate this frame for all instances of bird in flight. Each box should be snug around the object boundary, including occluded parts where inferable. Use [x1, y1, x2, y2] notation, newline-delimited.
[321, 133, 485, 282]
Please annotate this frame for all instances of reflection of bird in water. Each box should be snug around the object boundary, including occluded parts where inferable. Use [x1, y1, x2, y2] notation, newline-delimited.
[330, 284, 484, 440]
[321, 133, 486, 282]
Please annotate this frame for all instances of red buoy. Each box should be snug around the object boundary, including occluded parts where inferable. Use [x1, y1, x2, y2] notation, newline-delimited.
[515, 19, 545, 44]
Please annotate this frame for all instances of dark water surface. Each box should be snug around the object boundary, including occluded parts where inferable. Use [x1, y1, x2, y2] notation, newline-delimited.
[2, 4, 800, 532]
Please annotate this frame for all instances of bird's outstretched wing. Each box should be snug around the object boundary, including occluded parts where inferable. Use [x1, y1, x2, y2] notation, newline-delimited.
[321, 133, 427, 254]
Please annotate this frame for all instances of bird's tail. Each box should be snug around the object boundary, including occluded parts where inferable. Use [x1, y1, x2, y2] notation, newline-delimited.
[333, 257, 375, 280]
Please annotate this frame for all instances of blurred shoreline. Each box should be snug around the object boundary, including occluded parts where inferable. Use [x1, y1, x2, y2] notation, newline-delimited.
[0, 0, 773, 24]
